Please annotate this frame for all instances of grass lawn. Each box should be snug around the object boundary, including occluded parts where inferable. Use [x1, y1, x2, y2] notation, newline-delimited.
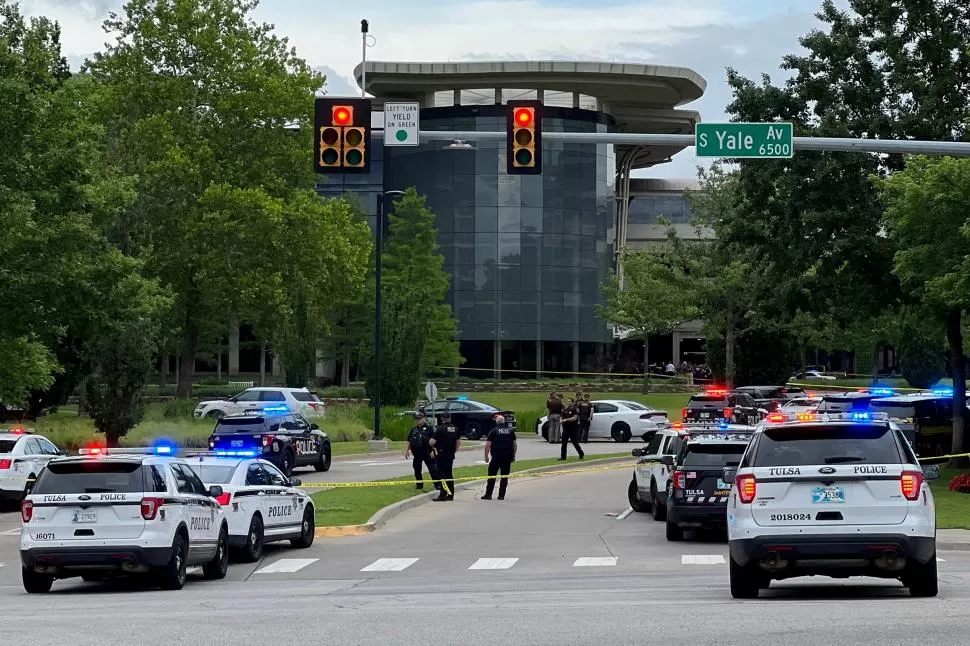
[930, 468, 970, 530]
[312, 452, 631, 526]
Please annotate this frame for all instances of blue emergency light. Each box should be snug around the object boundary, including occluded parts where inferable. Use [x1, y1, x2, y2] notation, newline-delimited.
[456, 394, 468, 401]
[870, 387, 895, 396]
[931, 387, 954, 397]
[261, 405, 288, 414]
[215, 450, 258, 457]
[152, 440, 177, 455]
[848, 411, 871, 421]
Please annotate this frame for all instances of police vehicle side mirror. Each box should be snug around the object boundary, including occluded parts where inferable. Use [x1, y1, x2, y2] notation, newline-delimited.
[632, 448, 645, 457]
[660, 456, 674, 468]
[288, 477, 302, 487]
[310, 423, 319, 431]
[208, 485, 224, 498]
[921, 464, 941, 481]
[722, 468, 737, 484]
[58, 449, 68, 456]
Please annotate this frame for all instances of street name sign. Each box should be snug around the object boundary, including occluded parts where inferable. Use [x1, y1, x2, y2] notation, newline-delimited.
[695, 122, 793, 158]
[383, 102, 419, 146]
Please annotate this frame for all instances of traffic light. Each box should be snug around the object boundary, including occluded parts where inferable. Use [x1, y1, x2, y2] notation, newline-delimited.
[314, 98, 372, 174]
[507, 100, 542, 175]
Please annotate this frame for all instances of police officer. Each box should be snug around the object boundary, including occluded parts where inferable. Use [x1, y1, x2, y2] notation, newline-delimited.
[577, 394, 593, 443]
[559, 398, 585, 460]
[546, 392, 563, 443]
[482, 414, 517, 501]
[405, 412, 439, 492]
[431, 412, 460, 501]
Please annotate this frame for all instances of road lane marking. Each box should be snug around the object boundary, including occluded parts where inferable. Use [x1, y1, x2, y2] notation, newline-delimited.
[469, 558, 519, 570]
[1, 528, 20, 536]
[186, 567, 201, 575]
[255, 558, 319, 574]
[937, 557, 946, 562]
[573, 557, 617, 567]
[681, 555, 726, 565]
[617, 507, 634, 520]
[361, 558, 420, 572]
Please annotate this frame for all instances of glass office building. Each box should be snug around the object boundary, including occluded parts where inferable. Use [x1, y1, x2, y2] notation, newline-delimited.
[318, 104, 617, 374]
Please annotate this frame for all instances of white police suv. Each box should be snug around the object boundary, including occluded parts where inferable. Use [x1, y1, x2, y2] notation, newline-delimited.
[187, 454, 315, 562]
[724, 411, 940, 599]
[19, 446, 230, 593]
[0, 427, 65, 502]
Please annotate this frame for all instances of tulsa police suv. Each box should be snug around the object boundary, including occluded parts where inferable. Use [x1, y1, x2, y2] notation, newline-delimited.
[724, 411, 940, 599]
[19, 446, 230, 593]
[188, 454, 315, 562]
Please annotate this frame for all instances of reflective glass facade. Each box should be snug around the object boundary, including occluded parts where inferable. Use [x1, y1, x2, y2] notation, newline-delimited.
[627, 193, 694, 224]
[382, 105, 616, 345]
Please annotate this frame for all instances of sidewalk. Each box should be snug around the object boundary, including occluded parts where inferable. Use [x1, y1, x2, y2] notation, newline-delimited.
[938, 529, 970, 551]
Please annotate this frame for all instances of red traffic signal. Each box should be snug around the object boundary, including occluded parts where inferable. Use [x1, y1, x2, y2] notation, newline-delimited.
[514, 107, 534, 127]
[314, 98, 371, 174]
[507, 100, 542, 175]
[333, 106, 353, 126]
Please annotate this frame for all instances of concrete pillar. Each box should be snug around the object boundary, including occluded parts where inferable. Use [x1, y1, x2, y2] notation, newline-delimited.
[672, 331, 682, 365]
[453, 89, 461, 106]
[494, 88, 502, 105]
[536, 89, 544, 104]
[572, 92, 580, 108]
[228, 321, 240, 375]
[536, 340, 544, 377]
[493, 340, 501, 379]
[572, 341, 580, 374]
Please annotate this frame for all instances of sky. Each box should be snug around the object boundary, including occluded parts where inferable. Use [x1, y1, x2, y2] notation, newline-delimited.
[20, 0, 839, 179]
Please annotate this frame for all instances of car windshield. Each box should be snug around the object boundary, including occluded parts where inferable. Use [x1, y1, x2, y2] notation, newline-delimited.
[33, 461, 145, 494]
[214, 418, 266, 433]
[753, 425, 903, 466]
[869, 402, 915, 419]
[817, 397, 870, 412]
[688, 396, 726, 407]
[192, 464, 237, 484]
[682, 444, 747, 467]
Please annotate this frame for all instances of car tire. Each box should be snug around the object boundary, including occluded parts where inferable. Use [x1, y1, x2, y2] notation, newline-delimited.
[612, 422, 632, 443]
[240, 514, 264, 563]
[905, 553, 939, 597]
[22, 567, 53, 594]
[203, 525, 229, 580]
[291, 505, 315, 549]
[628, 478, 650, 513]
[280, 449, 295, 477]
[650, 482, 666, 521]
[665, 518, 683, 541]
[157, 531, 188, 591]
[315, 447, 331, 472]
[464, 422, 483, 440]
[729, 556, 762, 599]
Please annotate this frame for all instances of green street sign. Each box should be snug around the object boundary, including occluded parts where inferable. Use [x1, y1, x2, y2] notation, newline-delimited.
[695, 122, 793, 158]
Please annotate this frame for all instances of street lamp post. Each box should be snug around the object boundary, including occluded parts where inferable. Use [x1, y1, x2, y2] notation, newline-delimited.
[373, 189, 406, 441]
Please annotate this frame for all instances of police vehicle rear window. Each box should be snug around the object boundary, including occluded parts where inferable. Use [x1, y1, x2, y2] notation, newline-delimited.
[683, 444, 746, 467]
[291, 391, 320, 402]
[193, 464, 236, 483]
[869, 403, 913, 419]
[817, 397, 871, 412]
[33, 462, 145, 494]
[688, 397, 726, 407]
[752, 426, 903, 467]
[214, 418, 267, 433]
[0, 439, 17, 453]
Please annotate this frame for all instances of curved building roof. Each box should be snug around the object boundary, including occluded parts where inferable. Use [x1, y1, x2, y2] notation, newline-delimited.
[353, 60, 707, 170]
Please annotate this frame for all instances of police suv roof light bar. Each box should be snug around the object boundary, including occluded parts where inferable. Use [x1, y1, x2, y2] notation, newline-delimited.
[764, 411, 891, 424]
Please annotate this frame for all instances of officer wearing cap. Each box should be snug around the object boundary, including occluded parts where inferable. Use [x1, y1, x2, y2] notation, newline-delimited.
[430, 412, 460, 501]
[482, 414, 516, 500]
[405, 411, 439, 492]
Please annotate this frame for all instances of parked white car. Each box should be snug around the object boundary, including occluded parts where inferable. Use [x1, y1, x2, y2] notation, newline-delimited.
[194, 387, 325, 420]
[789, 370, 837, 381]
[535, 399, 669, 443]
[780, 396, 821, 414]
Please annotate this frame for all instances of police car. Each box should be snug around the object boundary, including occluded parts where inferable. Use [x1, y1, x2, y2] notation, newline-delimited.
[207, 409, 332, 476]
[19, 445, 230, 593]
[724, 411, 940, 598]
[187, 454, 315, 562]
[0, 427, 65, 501]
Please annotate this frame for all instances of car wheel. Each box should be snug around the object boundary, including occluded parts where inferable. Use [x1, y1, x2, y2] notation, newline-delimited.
[205, 410, 225, 419]
[665, 518, 683, 541]
[203, 525, 229, 580]
[729, 556, 762, 599]
[464, 422, 483, 440]
[157, 531, 188, 590]
[291, 506, 315, 549]
[628, 479, 650, 513]
[650, 482, 666, 521]
[22, 567, 53, 593]
[240, 514, 264, 563]
[905, 553, 939, 597]
[315, 447, 331, 472]
[612, 422, 631, 443]
[280, 449, 295, 476]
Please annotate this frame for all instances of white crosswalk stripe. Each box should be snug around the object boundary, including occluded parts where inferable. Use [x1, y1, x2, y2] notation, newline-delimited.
[361, 558, 420, 572]
[0, 528, 20, 536]
[186, 567, 201, 575]
[937, 557, 946, 562]
[573, 557, 617, 567]
[469, 558, 518, 570]
[681, 554, 726, 565]
[254, 558, 319, 574]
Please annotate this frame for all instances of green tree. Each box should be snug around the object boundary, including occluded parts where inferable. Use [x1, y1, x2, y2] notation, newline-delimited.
[86, 0, 324, 397]
[599, 243, 699, 390]
[878, 156, 970, 453]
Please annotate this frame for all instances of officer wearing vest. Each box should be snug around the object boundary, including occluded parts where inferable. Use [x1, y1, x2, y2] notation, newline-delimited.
[431, 412, 460, 501]
[482, 414, 517, 500]
[577, 394, 593, 443]
[405, 412, 439, 492]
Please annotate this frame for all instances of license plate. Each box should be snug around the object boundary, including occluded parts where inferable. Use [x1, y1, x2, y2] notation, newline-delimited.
[811, 486, 845, 504]
[73, 511, 98, 523]
[700, 412, 710, 419]
[716, 479, 729, 489]
[231, 440, 244, 447]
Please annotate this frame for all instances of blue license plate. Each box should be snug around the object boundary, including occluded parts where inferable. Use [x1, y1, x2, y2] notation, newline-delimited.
[812, 486, 845, 504]
[231, 440, 244, 447]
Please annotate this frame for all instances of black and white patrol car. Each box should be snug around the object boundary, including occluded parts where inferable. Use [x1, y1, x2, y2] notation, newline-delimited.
[207, 411, 331, 476]
[724, 411, 940, 598]
[0, 428, 65, 502]
[19, 448, 230, 593]
[661, 428, 755, 541]
[188, 454, 315, 562]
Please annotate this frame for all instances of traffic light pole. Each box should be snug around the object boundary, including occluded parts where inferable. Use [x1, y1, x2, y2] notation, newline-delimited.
[373, 194, 383, 441]
[371, 129, 970, 156]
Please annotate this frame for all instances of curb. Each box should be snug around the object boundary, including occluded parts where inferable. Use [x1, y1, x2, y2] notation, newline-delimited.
[938, 541, 970, 552]
[314, 456, 634, 538]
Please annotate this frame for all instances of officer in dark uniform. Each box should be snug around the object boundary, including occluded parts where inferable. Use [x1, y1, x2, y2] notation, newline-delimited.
[430, 412, 460, 501]
[482, 414, 517, 500]
[405, 412, 439, 492]
[577, 394, 593, 443]
[559, 398, 585, 460]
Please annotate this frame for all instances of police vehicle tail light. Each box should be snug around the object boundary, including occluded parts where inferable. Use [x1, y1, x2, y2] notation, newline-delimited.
[672, 471, 686, 490]
[681, 408, 687, 421]
[0, 458, 10, 469]
[736, 474, 757, 503]
[21, 499, 33, 523]
[262, 435, 275, 447]
[723, 407, 733, 420]
[215, 491, 232, 506]
[140, 497, 163, 521]
[706, 387, 727, 396]
[900, 471, 924, 501]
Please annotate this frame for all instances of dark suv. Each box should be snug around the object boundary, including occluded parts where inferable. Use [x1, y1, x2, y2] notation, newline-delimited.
[207, 412, 331, 476]
[682, 389, 761, 425]
[733, 386, 806, 413]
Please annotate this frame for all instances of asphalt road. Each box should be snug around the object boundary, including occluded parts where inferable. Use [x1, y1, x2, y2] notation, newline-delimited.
[2, 466, 970, 644]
